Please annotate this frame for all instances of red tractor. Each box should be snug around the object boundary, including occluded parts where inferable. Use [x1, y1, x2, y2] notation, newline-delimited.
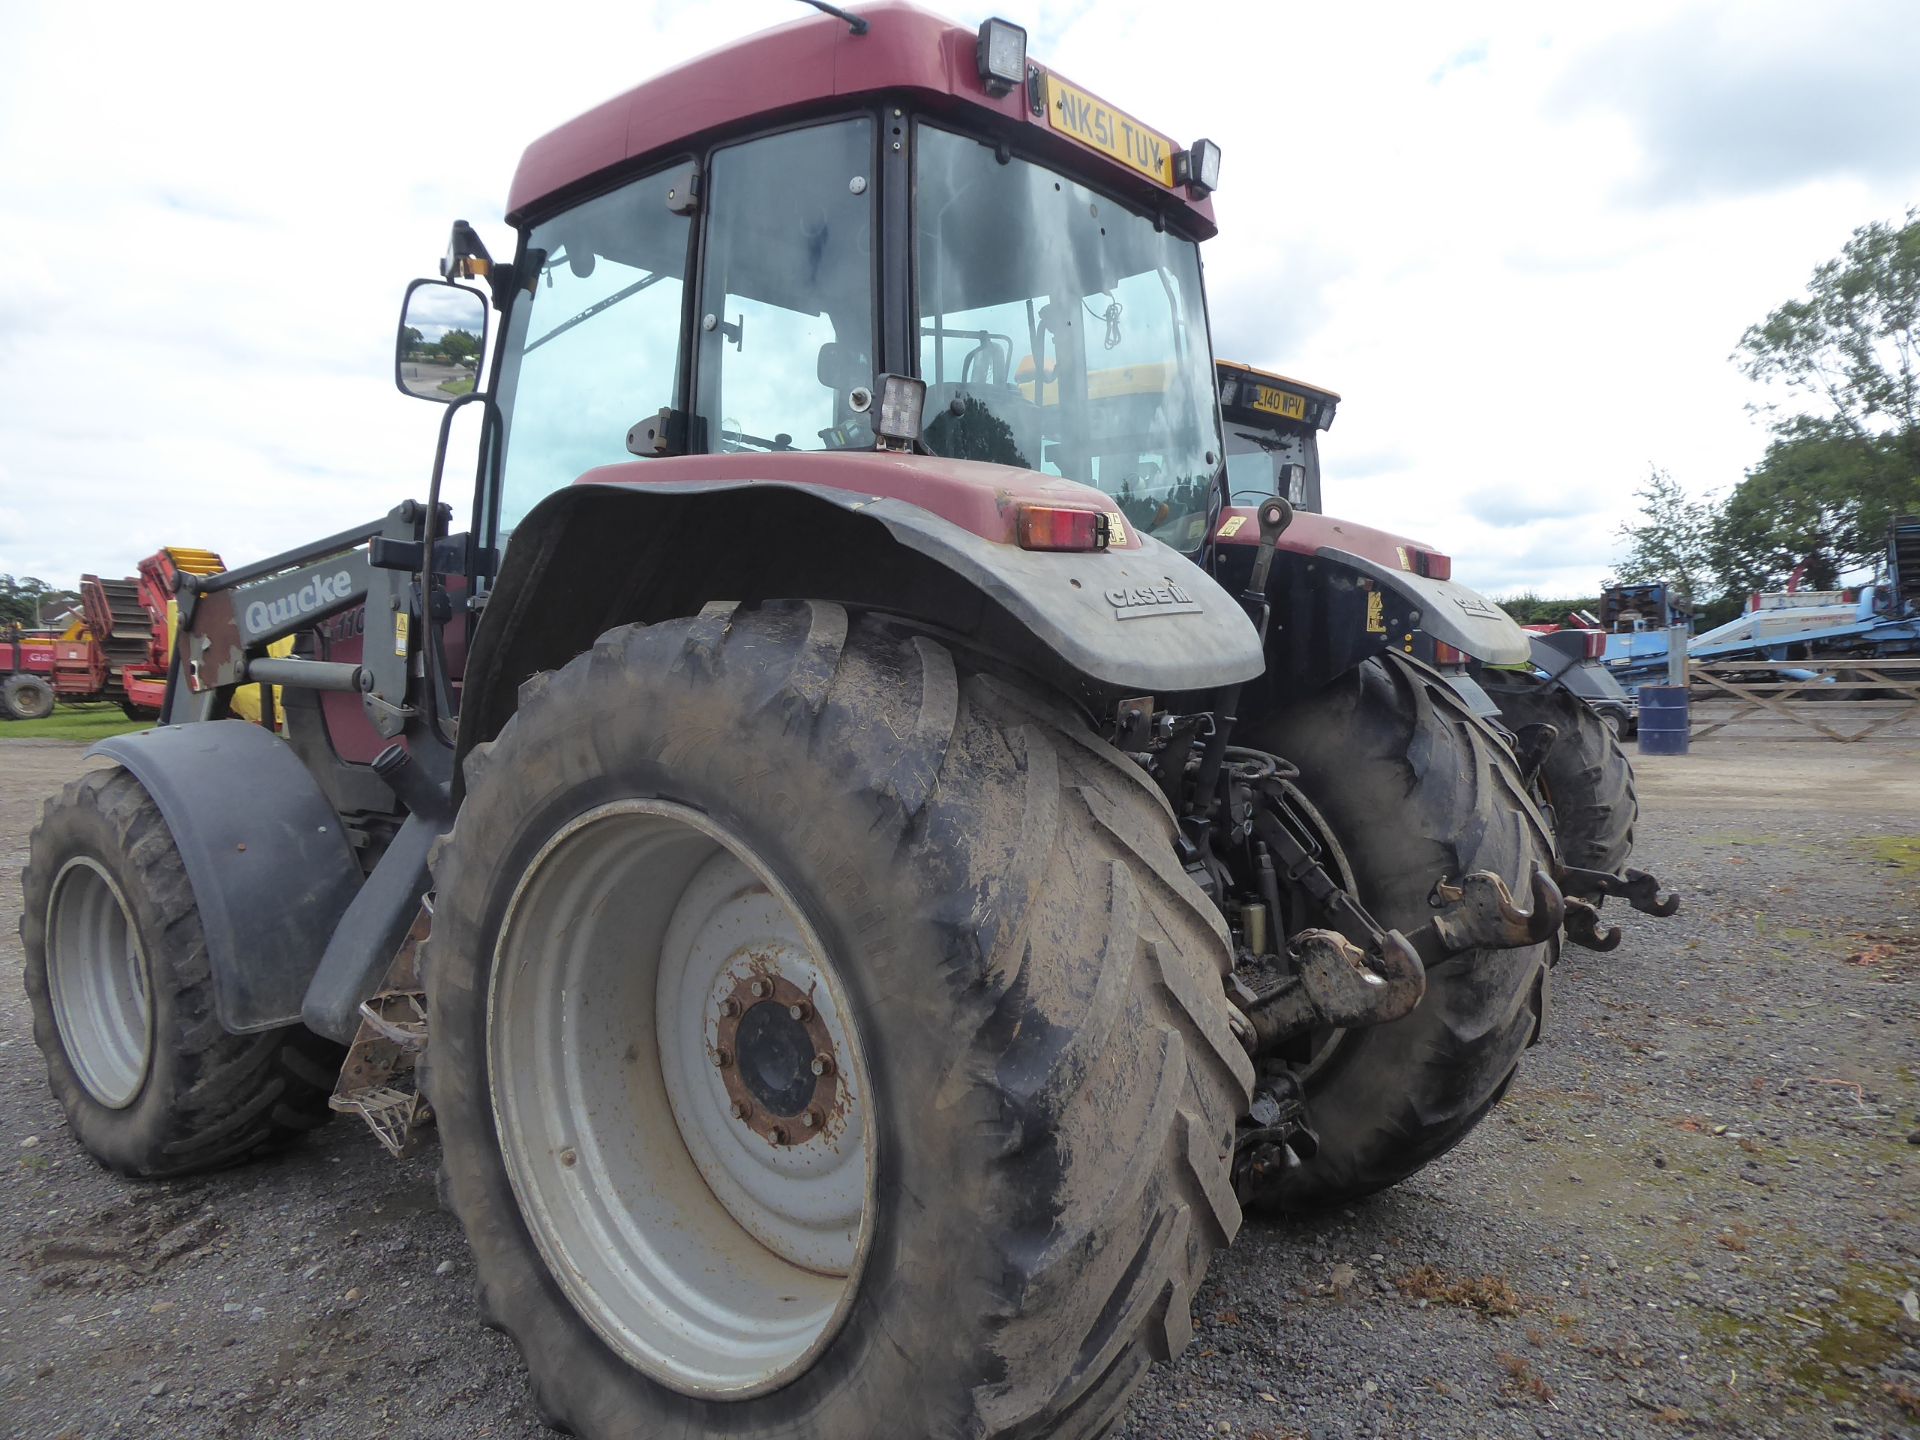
[1216, 361, 1667, 948]
[20, 8, 1667, 1435]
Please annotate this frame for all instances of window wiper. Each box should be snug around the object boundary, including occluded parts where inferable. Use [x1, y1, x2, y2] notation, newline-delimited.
[526, 271, 665, 355]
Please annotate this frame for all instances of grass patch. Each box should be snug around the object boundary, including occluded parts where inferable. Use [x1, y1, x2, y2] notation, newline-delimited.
[1857, 836, 1920, 873]
[437, 375, 475, 396]
[1, 702, 149, 743]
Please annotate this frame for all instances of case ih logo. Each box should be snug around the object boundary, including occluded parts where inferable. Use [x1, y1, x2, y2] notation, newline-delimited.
[245, 570, 355, 634]
[1105, 580, 1203, 620]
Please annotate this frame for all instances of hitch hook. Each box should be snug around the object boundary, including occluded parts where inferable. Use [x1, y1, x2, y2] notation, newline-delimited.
[1426, 864, 1565, 955]
[1557, 864, 1680, 917]
[1563, 896, 1622, 952]
[1291, 926, 1426, 1028]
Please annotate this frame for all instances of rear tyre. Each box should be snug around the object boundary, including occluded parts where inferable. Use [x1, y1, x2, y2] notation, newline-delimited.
[20, 768, 343, 1177]
[4, 673, 56, 721]
[424, 600, 1252, 1440]
[1241, 654, 1557, 1211]
[1482, 670, 1638, 879]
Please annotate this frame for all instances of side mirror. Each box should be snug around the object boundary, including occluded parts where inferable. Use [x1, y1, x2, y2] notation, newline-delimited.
[395, 278, 489, 402]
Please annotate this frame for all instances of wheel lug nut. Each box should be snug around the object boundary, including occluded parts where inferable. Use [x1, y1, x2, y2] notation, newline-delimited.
[559, 1149, 577, 1168]
[730, 1100, 750, 1121]
[809, 1055, 834, 1077]
[788, 1001, 812, 1022]
[713, 1047, 732, 1068]
[719, 998, 740, 1018]
[767, 1125, 788, 1145]
[749, 977, 772, 999]
[803, 1109, 822, 1130]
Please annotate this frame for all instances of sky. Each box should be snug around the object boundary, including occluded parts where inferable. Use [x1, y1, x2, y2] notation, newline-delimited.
[1, 0, 1916, 600]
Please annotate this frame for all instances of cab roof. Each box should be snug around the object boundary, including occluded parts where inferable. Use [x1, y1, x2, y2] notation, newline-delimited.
[1216, 359, 1342, 407]
[507, 1, 1217, 235]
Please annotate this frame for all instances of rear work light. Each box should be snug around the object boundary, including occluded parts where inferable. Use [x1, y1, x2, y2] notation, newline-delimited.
[1016, 504, 1110, 552]
[1176, 138, 1222, 199]
[872, 373, 926, 451]
[976, 17, 1027, 97]
[1583, 629, 1607, 660]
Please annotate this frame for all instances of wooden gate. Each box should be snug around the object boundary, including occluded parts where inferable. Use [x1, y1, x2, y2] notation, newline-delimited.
[1687, 657, 1920, 742]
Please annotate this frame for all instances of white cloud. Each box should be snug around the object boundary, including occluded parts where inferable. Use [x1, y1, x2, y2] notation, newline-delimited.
[1, 0, 1915, 604]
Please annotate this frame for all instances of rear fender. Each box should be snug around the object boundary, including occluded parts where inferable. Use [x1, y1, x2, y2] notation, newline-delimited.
[89, 721, 363, 1033]
[1326, 550, 1531, 666]
[1528, 633, 1633, 705]
[456, 481, 1264, 767]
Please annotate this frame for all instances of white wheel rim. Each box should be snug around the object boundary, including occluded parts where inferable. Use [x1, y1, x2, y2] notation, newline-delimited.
[488, 800, 876, 1398]
[46, 857, 152, 1108]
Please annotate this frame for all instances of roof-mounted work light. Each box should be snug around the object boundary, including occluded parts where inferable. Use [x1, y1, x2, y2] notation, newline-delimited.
[976, 17, 1027, 97]
[873, 374, 926, 451]
[1175, 138, 1222, 199]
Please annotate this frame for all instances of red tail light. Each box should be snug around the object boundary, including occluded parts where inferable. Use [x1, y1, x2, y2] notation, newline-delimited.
[1015, 504, 1109, 552]
[1583, 630, 1607, 660]
[1404, 546, 1452, 581]
[1431, 641, 1468, 667]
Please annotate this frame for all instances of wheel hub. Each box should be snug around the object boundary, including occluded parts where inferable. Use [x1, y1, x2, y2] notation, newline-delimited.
[715, 971, 842, 1144]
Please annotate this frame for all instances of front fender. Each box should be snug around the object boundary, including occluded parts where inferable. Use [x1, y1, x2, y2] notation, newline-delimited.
[90, 721, 363, 1033]
[458, 480, 1263, 761]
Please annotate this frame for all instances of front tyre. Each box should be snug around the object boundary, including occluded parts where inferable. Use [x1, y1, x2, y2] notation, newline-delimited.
[424, 601, 1253, 1440]
[20, 768, 342, 1176]
[1242, 655, 1557, 1211]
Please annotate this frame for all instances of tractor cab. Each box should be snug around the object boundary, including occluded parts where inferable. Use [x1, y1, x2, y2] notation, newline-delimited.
[413, 3, 1230, 568]
[1216, 360, 1340, 515]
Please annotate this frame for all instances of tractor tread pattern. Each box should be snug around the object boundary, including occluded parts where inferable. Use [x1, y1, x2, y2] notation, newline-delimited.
[20, 767, 340, 1179]
[1240, 655, 1557, 1210]
[422, 600, 1250, 1440]
[1482, 670, 1638, 880]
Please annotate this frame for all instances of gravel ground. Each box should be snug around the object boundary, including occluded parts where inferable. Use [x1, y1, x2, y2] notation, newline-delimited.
[2, 713, 1917, 1440]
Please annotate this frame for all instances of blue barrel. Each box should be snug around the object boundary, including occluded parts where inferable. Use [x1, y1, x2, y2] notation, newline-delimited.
[1637, 685, 1690, 755]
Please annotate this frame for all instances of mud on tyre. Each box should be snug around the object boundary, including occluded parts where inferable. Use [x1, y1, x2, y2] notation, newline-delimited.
[20, 767, 342, 1177]
[423, 600, 1253, 1440]
[1240, 654, 1557, 1212]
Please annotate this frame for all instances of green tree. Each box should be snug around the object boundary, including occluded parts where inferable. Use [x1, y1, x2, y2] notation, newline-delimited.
[436, 328, 480, 365]
[1494, 592, 1601, 626]
[1728, 209, 1920, 583]
[0, 575, 74, 628]
[401, 324, 423, 355]
[1713, 420, 1916, 592]
[1609, 466, 1721, 603]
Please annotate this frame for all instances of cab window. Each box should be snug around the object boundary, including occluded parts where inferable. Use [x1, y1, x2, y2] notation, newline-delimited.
[492, 165, 693, 542]
[695, 119, 877, 453]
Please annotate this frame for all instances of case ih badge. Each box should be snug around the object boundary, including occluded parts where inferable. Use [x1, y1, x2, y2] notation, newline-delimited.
[1106, 577, 1203, 617]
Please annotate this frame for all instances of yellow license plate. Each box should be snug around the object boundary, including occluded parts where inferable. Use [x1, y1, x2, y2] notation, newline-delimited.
[1045, 77, 1176, 187]
[1251, 385, 1307, 421]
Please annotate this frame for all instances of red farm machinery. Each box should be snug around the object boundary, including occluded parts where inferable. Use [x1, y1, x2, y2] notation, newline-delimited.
[1, 548, 224, 721]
